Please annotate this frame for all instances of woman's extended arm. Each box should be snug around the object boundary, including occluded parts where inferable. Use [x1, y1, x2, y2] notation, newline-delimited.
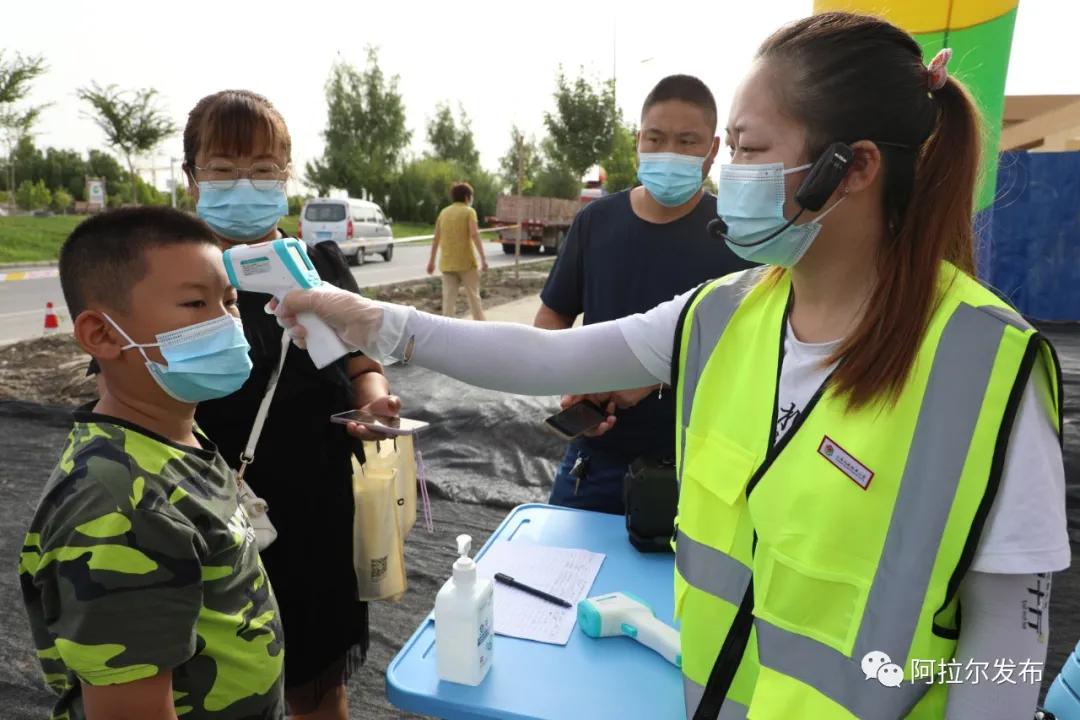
[275, 286, 673, 396]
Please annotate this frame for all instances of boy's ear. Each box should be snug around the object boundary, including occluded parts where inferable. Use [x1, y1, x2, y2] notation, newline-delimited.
[73, 311, 125, 364]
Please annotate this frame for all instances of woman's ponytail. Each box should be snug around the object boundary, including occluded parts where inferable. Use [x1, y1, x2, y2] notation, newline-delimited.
[897, 76, 982, 276]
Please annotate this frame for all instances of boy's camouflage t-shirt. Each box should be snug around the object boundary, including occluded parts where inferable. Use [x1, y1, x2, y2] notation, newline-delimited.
[18, 411, 285, 719]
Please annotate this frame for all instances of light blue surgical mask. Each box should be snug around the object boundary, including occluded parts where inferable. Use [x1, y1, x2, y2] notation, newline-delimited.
[196, 179, 288, 241]
[716, 161, 844, 267]
[637, 152, 706, 207]
[105, 313, 253, 403]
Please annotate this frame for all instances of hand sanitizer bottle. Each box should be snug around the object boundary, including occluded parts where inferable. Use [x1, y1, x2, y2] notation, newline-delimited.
[435, 534, 494, 685]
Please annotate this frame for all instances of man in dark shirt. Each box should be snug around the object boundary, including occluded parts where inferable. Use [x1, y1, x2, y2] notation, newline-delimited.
[536, 74, 755, 514]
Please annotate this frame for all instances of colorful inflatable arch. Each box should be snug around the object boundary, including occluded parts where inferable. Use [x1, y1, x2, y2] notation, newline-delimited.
[813, 1, 1019, 213]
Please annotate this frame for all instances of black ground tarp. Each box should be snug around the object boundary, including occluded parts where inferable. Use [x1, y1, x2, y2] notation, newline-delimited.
[0, 325, 1077, 719]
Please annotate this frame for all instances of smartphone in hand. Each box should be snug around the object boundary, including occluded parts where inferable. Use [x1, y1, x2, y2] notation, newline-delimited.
[330, 410, 430, 436]
[544, 400, 608, 440]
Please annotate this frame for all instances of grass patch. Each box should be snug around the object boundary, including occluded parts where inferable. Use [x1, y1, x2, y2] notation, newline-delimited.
[0, 215, 82, 264]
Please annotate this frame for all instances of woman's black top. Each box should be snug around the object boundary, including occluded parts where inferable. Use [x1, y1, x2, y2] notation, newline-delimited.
[195, 239, 368, 684]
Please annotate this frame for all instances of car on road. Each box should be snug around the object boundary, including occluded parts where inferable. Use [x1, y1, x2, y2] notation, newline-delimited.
[298, 197, 394, 265]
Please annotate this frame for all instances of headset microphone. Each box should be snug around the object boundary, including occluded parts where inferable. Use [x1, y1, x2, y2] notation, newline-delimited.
[706, 217, 728, 240]
[707, 211, 805, 248]
[706, 141, 853, 247]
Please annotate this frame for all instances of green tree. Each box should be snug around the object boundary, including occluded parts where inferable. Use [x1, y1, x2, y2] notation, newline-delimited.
[10, 135, 43, 187]
[86, 148, 128, 192]
[306, 48, 411, 201]
[16, 178, 51, 210]
[135, 176, 167, 206]
[77, 83, 177, 204]
[41, 147, 88, 200]
[468, 168, 500, 224]
[426, 102, 479, 171]
[543, 67, 618, 178]
[531, 163, 581, 200]
[703, 176, 717, 194]
[388, 157, 460, 224]
[387, 158, 499, 225]
[51, 188, 73, 213]
[498, 125, 541, 195]
[174, 184, 194, 211]
[0, 51, 48, 200]
[602, 120, 638, 193]
[287, 195, 308, 216]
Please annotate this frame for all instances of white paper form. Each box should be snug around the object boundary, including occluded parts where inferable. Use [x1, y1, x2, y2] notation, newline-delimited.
[475, 540, 605, 646]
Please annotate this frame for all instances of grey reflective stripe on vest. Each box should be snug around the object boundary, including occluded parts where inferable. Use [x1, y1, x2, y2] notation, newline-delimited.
[676, 530, 751, 606]
[756, 302, 1013, 719]
[678, 268, 766, 478]
[978, 304, 1032, 331]
[684, 677, 748, 720]
[756, 620, 926, 720]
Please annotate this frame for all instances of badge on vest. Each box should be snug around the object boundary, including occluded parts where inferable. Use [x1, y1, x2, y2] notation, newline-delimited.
[818, 436, 874, 490]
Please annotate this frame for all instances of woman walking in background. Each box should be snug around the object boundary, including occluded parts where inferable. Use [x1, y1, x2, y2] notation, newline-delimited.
[427, 181, 489, 320]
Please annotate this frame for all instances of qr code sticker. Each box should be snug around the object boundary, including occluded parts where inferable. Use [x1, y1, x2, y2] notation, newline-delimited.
[371, 556, 388, 581]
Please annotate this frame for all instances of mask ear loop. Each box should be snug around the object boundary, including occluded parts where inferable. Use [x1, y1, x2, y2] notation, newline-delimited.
[811, 185, 849, 224]
[101, 313, 158, 365]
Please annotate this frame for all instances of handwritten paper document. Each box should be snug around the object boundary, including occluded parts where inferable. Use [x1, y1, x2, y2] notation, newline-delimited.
[476, 541, 605, 645]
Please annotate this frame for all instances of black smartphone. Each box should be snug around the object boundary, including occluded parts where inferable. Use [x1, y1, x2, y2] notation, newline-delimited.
[544, 400, 608, 440]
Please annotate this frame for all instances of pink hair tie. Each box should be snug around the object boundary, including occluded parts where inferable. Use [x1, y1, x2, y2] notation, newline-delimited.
[926, 48, 952, 92]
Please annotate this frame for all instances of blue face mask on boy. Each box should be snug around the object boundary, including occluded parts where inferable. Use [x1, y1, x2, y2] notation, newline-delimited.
[105, 313, 252, 403]
[716, 161, 845, 267]
[637, 152, 706, 207]
[196, 179, 288, 241]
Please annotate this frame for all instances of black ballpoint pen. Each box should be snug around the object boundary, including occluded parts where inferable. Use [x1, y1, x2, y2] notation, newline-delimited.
[494, 572, 572, 608]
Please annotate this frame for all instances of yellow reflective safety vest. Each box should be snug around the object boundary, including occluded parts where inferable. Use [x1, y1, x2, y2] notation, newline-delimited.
[672, 265, 1062, 720]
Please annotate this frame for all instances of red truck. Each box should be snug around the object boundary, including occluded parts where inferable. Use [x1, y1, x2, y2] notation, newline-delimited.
[489, 193, 601, 255]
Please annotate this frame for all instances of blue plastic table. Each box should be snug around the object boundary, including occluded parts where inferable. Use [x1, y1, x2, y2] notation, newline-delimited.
[386, 504, 683, 719]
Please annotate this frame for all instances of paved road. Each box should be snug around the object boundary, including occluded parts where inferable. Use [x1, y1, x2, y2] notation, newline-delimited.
[0, 241, 550, 345]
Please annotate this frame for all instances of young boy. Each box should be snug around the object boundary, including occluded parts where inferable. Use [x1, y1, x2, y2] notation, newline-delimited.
[18, 207, 285, 719]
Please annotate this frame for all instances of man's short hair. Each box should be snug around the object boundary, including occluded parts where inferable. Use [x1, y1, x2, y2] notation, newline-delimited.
[450, 182, 474, 203]
[641, 75, 718, 132]
[59, 207, 217, 318]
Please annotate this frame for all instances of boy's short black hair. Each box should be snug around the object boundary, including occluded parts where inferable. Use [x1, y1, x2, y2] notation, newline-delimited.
[60, 207, 217, 318]
[641, 75, 718, 132]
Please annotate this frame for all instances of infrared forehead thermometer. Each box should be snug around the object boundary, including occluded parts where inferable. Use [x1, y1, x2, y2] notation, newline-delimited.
[223, 238, 350, 369]
[578, 592, 681, 667]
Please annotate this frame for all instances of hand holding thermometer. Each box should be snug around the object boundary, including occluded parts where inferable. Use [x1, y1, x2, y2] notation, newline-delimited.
[578, 592, 681, 667]
[223, 238, 350, 369]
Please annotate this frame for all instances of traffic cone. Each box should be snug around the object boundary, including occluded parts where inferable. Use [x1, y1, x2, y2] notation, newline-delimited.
[43, 302, 60, 335]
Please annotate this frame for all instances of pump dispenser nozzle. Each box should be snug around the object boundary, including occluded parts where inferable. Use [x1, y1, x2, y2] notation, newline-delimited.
[453, 534, 476, 583]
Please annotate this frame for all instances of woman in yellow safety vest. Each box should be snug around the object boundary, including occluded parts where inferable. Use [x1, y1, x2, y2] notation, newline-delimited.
[277, 12, 1069, 720]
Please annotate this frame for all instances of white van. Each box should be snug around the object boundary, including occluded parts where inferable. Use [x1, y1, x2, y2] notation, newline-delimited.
[298, 197, 394, 265]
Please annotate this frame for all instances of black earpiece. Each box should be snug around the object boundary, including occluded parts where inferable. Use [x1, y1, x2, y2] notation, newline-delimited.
[793, 142, 855, 211]
[709, 142, 854, 246]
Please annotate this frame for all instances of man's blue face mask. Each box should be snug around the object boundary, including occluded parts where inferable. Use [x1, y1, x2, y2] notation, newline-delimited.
[105, 313, 252, 403]
[637, 152, 706, 207]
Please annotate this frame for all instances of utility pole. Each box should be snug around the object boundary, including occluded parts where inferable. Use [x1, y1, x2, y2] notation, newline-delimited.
[169, 157, 178, 208]
[515, 133, 523, 282]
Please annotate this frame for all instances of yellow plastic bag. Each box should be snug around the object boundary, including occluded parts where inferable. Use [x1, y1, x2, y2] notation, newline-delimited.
[351, 441, 407, 602]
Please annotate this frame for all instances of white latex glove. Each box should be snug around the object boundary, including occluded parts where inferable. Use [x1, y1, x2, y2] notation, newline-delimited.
[271, 285, 406, 362]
